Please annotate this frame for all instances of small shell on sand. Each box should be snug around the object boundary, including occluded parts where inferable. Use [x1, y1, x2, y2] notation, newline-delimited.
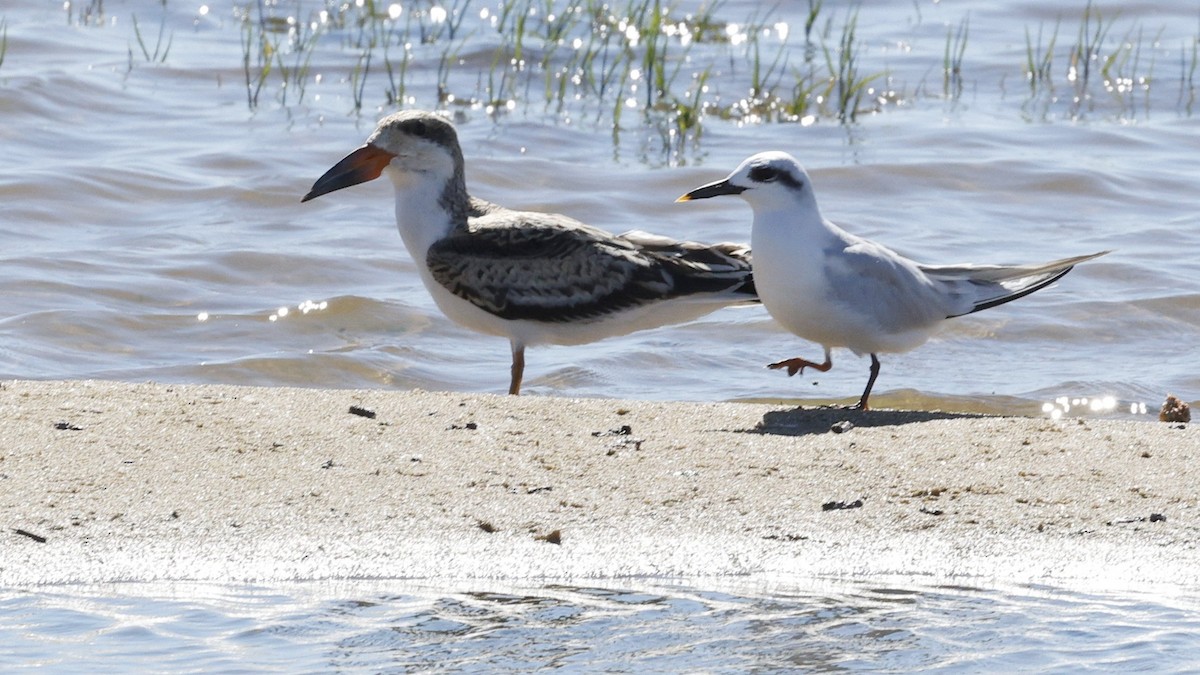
[1158, 394, 1191, 423]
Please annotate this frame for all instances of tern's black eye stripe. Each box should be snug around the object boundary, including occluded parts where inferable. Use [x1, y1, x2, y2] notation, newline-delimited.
[748, 165, 778, 182]
[748, 165, 804, 190]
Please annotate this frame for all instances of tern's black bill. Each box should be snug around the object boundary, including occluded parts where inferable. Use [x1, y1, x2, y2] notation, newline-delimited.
[301, 144, 395, 203]
[675, 179, 747, 202]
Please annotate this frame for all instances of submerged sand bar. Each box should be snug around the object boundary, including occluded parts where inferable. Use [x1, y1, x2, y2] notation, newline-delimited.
[1, 379, 1196, 587]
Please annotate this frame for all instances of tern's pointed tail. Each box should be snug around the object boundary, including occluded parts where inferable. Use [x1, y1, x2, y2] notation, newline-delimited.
[922, 250, 1109, 318]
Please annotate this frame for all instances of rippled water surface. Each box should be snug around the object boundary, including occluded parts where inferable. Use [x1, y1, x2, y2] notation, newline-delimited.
[2, 0, 1198, 414]
[4, 578, 1200, 672]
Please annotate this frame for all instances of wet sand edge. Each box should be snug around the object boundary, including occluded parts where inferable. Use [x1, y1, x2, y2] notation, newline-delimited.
[1, 379, 1195, 587]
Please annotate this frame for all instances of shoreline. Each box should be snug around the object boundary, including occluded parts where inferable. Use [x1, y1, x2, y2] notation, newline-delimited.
[2, 379, 1196, 588]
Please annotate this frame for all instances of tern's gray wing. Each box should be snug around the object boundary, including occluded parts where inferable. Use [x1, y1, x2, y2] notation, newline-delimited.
[920, 251, 1108, 317]
[823, 240, 957, 333]
[427, 214, 721, 324]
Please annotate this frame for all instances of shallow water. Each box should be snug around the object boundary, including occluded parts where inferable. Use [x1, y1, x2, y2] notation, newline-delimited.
[7, 576, 1200, 667]
[2, 0, 1198, 414]
[3, 578, 1200, 672]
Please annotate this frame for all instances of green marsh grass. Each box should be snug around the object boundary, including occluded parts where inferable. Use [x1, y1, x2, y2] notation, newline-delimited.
[823, 9, 882, 122]
[1098, 24, 1158, 118]
[351, 46, 373, 110]
[943, 16, 968, 99]
[69, 0, 106, 27]
[238, 2, 326, 109]
[266, 8, 323, 107]
[239, 15, 271, 109]
[304, 0, 875, 132]
[130, 12, 173, 64]
[0, 19, 7, 71]
[1067, 0, 1116, 114]
[1020, 2, 1197, 121]
[381, 27, 413, 106]
[1024, 19, 1060, 95]
[747, 22, 789, 105]
[206, 0, 1200, 141]
[1179, 38, 1197, 114]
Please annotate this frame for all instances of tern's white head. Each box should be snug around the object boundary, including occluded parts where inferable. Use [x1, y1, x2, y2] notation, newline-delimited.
[677, 151, 821, 218]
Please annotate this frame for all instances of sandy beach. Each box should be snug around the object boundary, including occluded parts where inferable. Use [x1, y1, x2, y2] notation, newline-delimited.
[1, 379, 1195, 588]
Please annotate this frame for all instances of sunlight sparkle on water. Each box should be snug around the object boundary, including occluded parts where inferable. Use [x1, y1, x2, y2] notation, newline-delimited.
[270, 300, 330, 322]
[429, 6, 447, 24]
[298, 300, 329, 314]
[1043, 394, 1147, 419]
[387, 4, 402, 20]
[664, 22, 694, 46]
[726, 23, 747, 46]
[485, 101, 516, 115]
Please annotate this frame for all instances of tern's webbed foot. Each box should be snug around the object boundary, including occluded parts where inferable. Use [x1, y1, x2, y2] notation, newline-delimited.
[767, 357, 831, 377]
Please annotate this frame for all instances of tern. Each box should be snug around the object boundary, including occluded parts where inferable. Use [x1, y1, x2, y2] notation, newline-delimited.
[302, 110, 757, 395]
[678, 151, 1107, 410]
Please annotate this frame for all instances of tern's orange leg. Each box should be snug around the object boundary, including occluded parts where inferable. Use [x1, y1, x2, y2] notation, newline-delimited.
[767, 348, 832, 377]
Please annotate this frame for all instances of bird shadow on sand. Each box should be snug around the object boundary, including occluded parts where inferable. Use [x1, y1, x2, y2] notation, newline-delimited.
[748, 406, 993, 437]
